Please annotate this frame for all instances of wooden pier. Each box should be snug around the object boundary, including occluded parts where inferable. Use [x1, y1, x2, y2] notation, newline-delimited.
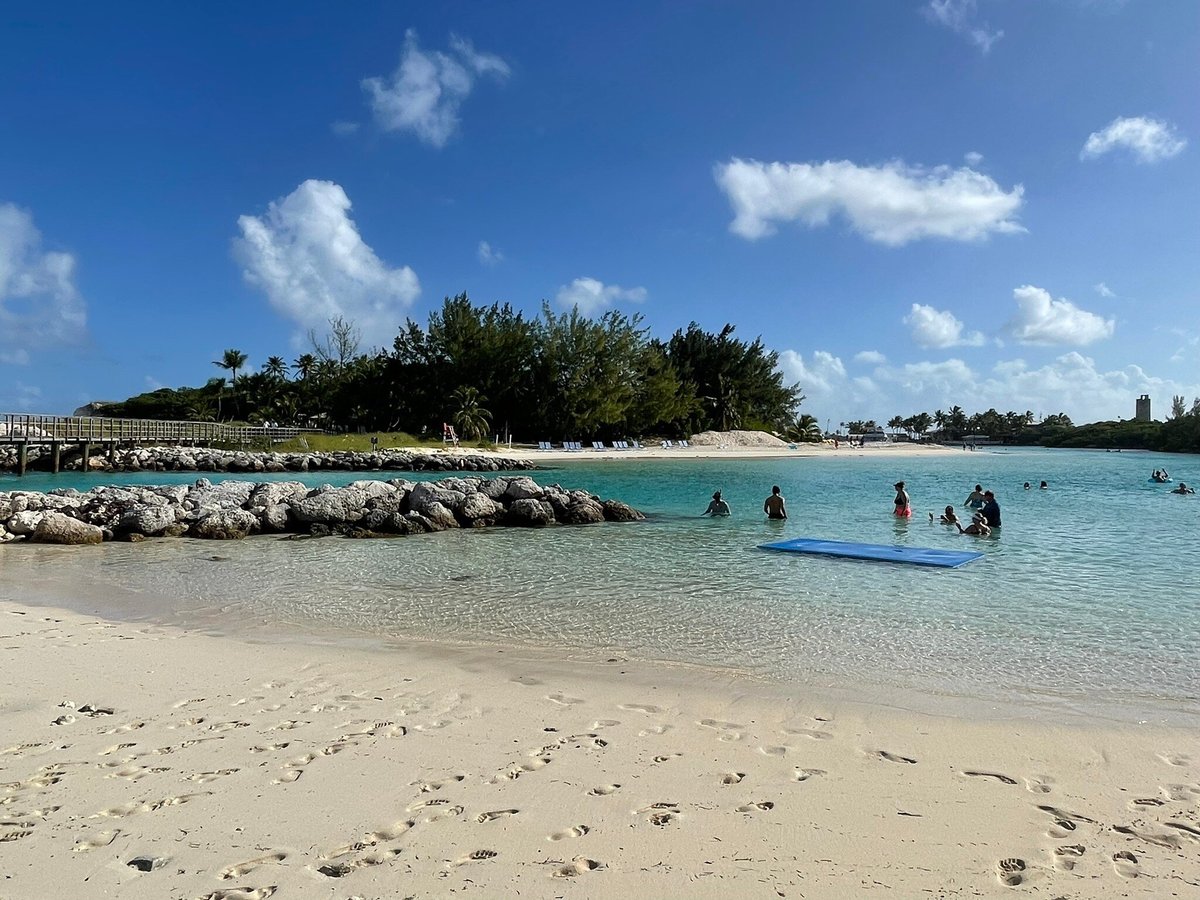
[0, 414, 321, 476]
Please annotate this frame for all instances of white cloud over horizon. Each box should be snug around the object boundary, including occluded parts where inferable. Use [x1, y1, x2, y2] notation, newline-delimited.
[854, 350, 887, 365]
[923, 0, 1004, 54]
[1007, 285, 1114, 345]
[779, 347, 1200, 425]
[905, 303, 985, 348]
[0, 202, 87, 364]
[363, 30, 509, 148]
[477, 240, 504, 265]
[1081, 116, 1186, 163]
[1094, 281, 1116, 298]
[554, 277, 647, 315]
[235, 179, 420, 346]
[714, 158, 1024, 245]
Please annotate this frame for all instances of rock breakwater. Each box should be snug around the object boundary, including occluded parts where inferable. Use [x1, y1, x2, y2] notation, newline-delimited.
[0, 445, 536, 475]
[0, 475, 644, 545]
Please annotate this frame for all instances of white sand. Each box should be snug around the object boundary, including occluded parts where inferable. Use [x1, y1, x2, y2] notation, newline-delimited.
[2, 599, 1197, 899]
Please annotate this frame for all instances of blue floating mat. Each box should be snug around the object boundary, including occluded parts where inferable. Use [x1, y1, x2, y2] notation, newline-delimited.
[759, 537, 983, 569]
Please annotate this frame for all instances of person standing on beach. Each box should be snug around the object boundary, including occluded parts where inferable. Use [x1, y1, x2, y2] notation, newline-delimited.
[764, 486, 787, 520]
[981, 491, 1001, 528]
[964, 485, 986, 510]
[893, 481, 911, 518]
[702, 491, 731, 516]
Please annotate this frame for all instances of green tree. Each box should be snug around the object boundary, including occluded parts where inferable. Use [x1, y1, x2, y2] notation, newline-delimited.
[451, 386, 492, 441]
[263, 356, 288, 380]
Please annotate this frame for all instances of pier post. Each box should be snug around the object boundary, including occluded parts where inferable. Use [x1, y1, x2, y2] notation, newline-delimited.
[108, 441, 116, 466]
[51, 441, 61, 474]
[80, 441, 91, 472]
[16, 440, 27, 477]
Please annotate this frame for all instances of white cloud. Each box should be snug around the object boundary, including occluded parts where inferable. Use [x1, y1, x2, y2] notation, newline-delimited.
[1094, 281, 1115, 298]
[554, 277, 646, 315]
[714, 158, 1024, 245]
[477, 240, 504, 265]
[0, 202, 87, 361]
[964, 150, 984, 166]
[854, 350, 887, 365]
[363, 30, 509, 148]
[905, 303, 985, 348]
[0, 381, 42, 411]
[1006, 285, 1114, 346]
[330, 120, 360, 136]
[923, 0, 1004, 54]
[235, 179, 420, 345]
[1081, 116, 1186, 163]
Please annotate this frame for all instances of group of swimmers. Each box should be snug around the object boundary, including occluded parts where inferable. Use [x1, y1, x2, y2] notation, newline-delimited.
[923, 484, 1004, 536]
[702, 486, 789, 519]
[1150, 468, 1194, 493]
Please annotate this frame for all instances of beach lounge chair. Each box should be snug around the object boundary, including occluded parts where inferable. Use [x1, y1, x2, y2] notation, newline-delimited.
[560, 442, 572, 451]
[537, 441, 552, 451]
[631, 440, 643, 450]
[615, 440, 628, 450]
[592, 441, 606, 450]
[571, 441, 583, 451]
[661, 440, 674, 449]
[679, 439, 690, 449]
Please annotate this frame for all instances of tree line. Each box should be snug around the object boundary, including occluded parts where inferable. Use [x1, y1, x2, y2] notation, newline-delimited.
[840, 407, 1072, 440]
[104, 294, 806, 442]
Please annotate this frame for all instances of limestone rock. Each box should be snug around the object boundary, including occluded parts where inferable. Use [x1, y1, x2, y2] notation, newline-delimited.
[31, 512, 104, 545]
[191, 508, 259, 540]
[506, 498, 554, 527]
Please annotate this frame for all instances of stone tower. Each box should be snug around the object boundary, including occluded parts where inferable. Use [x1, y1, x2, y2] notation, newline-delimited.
[1135, 394, 1151, 422]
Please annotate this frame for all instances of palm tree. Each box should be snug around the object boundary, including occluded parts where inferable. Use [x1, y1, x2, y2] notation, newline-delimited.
[293, 354, 317, 381]
[451, 386, 492, 441]
[212, 349, 247, 421]
[262, 356, 288, 380]
[887, 415, 905, 434]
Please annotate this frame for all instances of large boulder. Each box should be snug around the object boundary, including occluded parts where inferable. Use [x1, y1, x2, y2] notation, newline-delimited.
[259, 503, 291, 533]
[118, 505, 178, 536]
[290, 486, 368, 524]
[457, 492, 503, 526]
[409, 482, 466, 516]
[419, 501, 459, 531]
[6, 510, 44, 536]
[248, 481, 308, 509]
[31, 512, 104, 545]
[502, 476, 544, 502]
[506, 498, 554, 527]
[561, 498, 605, 525]
[186, 480, 255, 511]
[602, 500, 644, 522]
[191, 508, 259, 540]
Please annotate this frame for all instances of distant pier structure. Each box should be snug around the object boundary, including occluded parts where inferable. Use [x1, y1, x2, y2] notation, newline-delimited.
[1135, 394, 1152, 422]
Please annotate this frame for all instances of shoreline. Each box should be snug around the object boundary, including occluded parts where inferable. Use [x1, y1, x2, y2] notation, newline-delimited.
[1, 597, 1196, 898]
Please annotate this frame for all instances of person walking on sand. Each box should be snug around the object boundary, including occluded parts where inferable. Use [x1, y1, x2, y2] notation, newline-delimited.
[702, 490, 731, 516]
[764, 485, 787, 520]
[964, 484, 986, 510]
[893, 481, 911, 518]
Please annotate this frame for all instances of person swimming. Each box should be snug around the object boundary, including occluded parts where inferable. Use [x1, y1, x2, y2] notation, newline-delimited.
[1170, 482, 1195, 495]
[1040, 481, 1048, 489]
[1023, 482, 1031, 490]
[964, 484, 986, 509]
[702, 490, 731, 516]
[893, 481, 911, 518]
[957, 513, 991, 536]
[928, 505, 959, 525]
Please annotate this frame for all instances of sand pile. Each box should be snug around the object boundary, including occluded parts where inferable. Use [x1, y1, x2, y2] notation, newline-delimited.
[688, 429, 789, 448]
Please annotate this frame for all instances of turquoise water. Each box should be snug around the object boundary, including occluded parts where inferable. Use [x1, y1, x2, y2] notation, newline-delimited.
[2, 448, 1198, 723]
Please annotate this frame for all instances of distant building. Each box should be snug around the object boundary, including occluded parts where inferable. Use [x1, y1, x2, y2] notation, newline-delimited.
[1135, 394, 1151, 422]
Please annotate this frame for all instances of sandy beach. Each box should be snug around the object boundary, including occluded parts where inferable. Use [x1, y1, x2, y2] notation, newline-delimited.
[1, 599, 1197, 899]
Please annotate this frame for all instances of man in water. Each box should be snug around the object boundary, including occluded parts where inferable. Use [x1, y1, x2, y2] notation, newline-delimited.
[702, 490, 731, 516]
[764, 485, 787, 520]
[1171, 482, 1195, 495]
[982, 490, 1002, 528]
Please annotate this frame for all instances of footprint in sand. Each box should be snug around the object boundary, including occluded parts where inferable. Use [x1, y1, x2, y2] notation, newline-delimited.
[1157, 752, 1192, 767]
[618, 703, 663, 715]
[652, 752, 682, 763]
[315, 848, 402, 878]
[758, 745, 788, 757]
[996, 857, 1027, 886]
[1052, 844, 1085, 871]
[220, 852, 287, 880]
[73, 829, 120, 851]
[417, 774, 467, 793]
[1025, 775, 1053, 794]
[197, 888, 277, 900]
[546, 692, 584, 706]
[0, 829, 33, 843]
[587, 784, 621, 796]
[794, 768, 826, 782]
[735, 801, 776, 814]
[510, 675, 541, 686]
[872, 750, 917, 765]
[783, 727, 832, 741]
[698, 719, 744, 742]
[549, 824, 591, 841]
[1112, 850, 1140, 877]
[476, 809, 519, 824]
[722, 772, 746, 785]
[591, 719, 620, 728]
[639, 724, 671, 737]
[126, 855, 168, 872]
[453, 849, 497, 866]
[189, 768, 239, 784]
[552, 857, 603, 877]
[962, 770, 1018, 785]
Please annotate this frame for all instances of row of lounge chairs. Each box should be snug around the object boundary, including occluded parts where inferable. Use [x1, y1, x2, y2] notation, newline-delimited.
[534, 440, 691, 451]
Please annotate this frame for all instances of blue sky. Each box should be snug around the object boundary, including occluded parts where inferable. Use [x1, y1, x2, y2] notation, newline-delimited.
[2, 0, 1197, 426]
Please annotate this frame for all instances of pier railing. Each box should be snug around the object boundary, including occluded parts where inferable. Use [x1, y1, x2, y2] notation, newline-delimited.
[0, 413, 322, 446]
